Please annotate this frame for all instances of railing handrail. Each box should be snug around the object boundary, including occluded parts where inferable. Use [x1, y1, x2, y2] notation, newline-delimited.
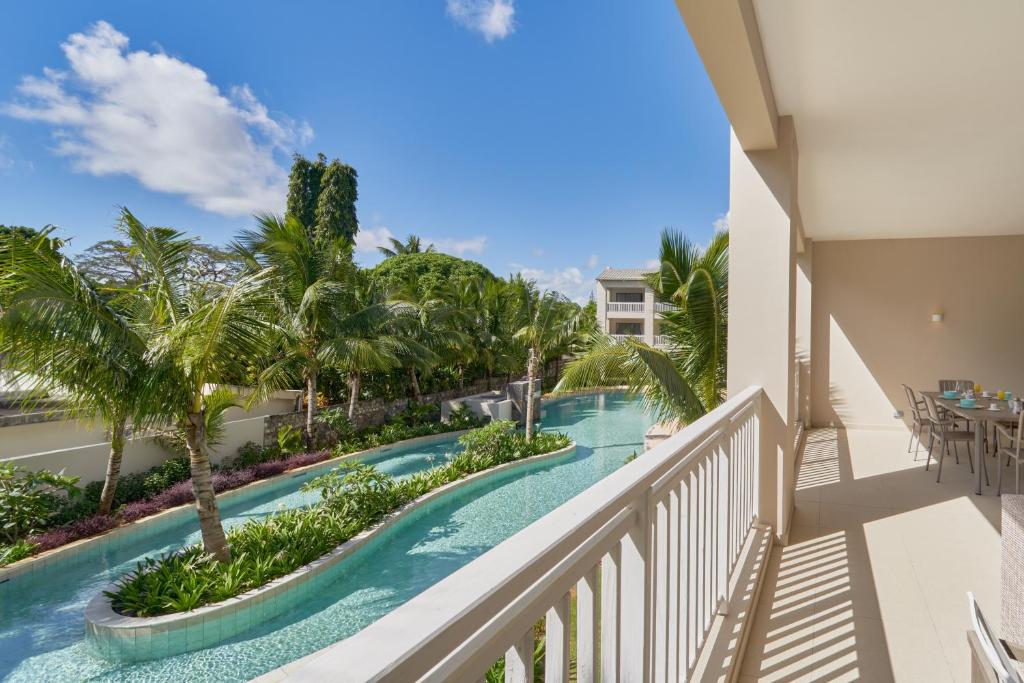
[608, 301, 645, 311]
[287, 385, 764, 683]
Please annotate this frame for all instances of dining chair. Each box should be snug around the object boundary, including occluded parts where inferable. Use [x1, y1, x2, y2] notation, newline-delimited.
[939, 379, 975, 393]
[937, 378, 982, 439]
[995, 409, 1024, 495]
[923, 393, 987, 484]
[902, 384, 929, 459]
[967, 592, 1024, 683]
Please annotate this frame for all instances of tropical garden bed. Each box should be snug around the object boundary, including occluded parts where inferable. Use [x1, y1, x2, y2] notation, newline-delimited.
[102, 421, 571, 617]
[0, 404, 483, 568]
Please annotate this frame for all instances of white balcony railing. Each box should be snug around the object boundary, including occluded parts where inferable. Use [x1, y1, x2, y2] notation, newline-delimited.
[295, 386, 765, 682]
[610, 333, 637, 342]
[655, 301, 678, 313]
[608, 301, 645, 313]
[654, 334, 670, 348]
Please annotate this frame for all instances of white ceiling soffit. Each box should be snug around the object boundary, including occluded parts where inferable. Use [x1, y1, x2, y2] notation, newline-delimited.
[752, 0, 1024, 240]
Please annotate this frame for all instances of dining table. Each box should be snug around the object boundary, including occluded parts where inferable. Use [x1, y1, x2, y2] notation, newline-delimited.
[924, 391, 1020, 495]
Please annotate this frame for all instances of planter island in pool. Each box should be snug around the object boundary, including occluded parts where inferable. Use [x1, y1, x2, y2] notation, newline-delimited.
[84, 441, 577, 662]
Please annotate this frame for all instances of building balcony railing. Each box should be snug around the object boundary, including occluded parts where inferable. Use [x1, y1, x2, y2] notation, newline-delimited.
[610, 333, 640, 343]
[304, 386, 766, 682]
[607, 302, 645, 313]
[655, 301, 678, 313]
[654, 334, 670, 348]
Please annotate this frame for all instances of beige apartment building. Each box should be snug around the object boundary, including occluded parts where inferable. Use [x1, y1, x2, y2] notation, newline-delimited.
[595, 267, 674, 348]
[267, 2, 1024, 681]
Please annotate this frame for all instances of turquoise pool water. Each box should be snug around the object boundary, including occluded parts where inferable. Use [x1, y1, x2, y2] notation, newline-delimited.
[0, 393, 652, 682]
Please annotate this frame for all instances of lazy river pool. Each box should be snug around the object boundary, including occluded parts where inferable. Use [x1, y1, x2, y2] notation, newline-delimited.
[0, 392, 652, 682]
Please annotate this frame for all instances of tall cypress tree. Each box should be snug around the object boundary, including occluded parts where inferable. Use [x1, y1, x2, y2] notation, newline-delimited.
[286, 153, 326, 229]
[315, 160, 358, 243]
[286, 153, 359, 245]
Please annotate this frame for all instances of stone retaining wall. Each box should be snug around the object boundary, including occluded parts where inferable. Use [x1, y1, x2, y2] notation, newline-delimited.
[263, 379, 509, 447]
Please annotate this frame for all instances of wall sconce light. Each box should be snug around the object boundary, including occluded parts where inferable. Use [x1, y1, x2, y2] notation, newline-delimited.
[931, 312, 944, 323]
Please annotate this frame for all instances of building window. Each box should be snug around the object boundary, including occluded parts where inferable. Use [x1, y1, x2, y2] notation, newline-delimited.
[612, 292, 644, 303]
[614, 322, 643, 336]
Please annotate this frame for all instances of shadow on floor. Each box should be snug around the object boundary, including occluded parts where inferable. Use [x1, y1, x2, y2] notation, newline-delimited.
[739, 427, 1004, 682]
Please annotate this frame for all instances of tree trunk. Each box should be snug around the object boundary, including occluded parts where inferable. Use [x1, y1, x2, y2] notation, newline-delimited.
[305, 373, 317, 451]
[525, 347, 537, 441]
[184, 411, 231, 562]
[458, 365, 465, 391]
[485, 368, 492, 391]
[409, 367, 422, 402]
[97, 417, 128, 516]
[347, 371, 361, 421]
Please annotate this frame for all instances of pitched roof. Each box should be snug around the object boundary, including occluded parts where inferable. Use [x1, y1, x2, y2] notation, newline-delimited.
[596, 267, 657, 281]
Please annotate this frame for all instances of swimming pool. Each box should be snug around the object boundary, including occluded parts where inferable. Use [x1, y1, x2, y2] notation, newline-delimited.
[0, 393, 652, 682]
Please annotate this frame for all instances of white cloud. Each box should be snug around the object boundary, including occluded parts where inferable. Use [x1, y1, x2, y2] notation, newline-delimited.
[713, 212, 729, 233]
[586, 253, 599, 270]
[644, 258, 661, 269]
[354, 225, 396, 254]
[511, 264, 592, 304]
[3, 21, 311, 216]
[446, 0, 516, 42]
[425, 235, 487, 256]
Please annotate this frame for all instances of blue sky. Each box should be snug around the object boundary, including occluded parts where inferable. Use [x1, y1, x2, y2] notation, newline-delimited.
[0, 1, 728, 302]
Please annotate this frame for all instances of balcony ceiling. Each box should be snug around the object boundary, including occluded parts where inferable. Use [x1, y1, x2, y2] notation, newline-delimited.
[752, 0, 1024, 240]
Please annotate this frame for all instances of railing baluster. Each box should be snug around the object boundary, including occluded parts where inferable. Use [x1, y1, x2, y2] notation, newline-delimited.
[505, 628, 534, 683]
[619, 509, 648, 680]
[686, 469, 698, 670]
[576, 567, 599, 683]
[666, 487, 680, 682]
[718, 436, 730, 614]
[601, 545, 621, 682]
[653, 498, 669, 683]
[545, 593, 571, 683]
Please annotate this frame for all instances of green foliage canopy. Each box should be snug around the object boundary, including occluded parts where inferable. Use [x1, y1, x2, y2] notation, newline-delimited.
[369, 251, 496, 296]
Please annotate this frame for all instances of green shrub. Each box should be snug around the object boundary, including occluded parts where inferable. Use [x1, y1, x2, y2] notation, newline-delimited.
[276, 425, 303, 456]
[0, 539, 37, 566]
[0, 463, 80, 544]
[230, 441, 281, 469]
[315, 407, 355, 440]
[108, 422, 572, 616]
[393, 401, 439, 427]
[447, 404, 486, 430]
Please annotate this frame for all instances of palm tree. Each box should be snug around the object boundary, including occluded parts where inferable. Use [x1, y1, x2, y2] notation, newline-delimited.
[556, 229, 728, 424]
[233, 214, 354, 449]
[125, 211, 276, 562]
[388, 274, 452, 402]
[513, 287, 581, 441]
[377, 234, 435, 258]
[0, 227, 151, 515]
[331, 273, 415, 420]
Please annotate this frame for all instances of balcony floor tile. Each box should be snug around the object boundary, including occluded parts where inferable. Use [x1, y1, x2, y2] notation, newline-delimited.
[740, 427, 1001, 682]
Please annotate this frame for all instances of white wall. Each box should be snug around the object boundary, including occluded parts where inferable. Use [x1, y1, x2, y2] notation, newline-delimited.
[0, 389, 296, 484]
[3, 414, 269, 484]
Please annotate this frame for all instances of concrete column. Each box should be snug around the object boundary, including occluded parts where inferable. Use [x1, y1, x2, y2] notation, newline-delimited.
[796, 240, 813, 428]
[727, 116, 799, 538]
[596, 281, 609, 334]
